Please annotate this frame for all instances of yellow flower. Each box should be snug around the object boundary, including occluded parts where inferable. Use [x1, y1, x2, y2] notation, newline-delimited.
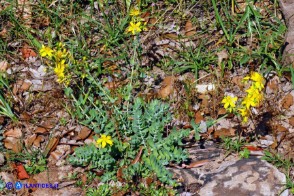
[250, 72, 265, 84]
[40, 45, 53, 57]
[129, 8, 141, 16]
[96, 134, 113, 148]
[221, 95, 238, 113]
[238, 107, 249, 123]
[127, 21, 142, 35]
[246, 85, 259, 96]
[243, 72, 265, 90]
[242, 96, 258, 109]
[55, 49, 67, 60]
[54, 60, 66, 82]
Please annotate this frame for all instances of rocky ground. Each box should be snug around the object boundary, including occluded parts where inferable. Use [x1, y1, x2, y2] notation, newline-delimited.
[0, 0, 293, 195]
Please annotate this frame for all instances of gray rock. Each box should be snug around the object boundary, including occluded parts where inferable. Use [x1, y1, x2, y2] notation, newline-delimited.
[199, 157, 288, 196]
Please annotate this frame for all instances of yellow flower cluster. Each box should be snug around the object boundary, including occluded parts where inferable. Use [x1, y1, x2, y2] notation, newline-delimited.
[127, 7, 147, 35]
[39, 43, 71, 85]
[221, 71, 265, 123]
[239, 71, 265, 123]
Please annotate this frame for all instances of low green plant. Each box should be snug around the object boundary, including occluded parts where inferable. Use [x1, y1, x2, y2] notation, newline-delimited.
[0, 73, 17, 122]
[221, 136, 249, 159]
[67, 87, 190, 191]
[86, 184, 112, 196]
[7, 150, 47, 175]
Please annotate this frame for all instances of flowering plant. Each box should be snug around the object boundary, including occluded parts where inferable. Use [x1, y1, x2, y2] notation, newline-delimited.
[221, 71, 265, 123]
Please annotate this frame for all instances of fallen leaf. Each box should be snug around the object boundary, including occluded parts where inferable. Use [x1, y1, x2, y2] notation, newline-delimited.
[274, 124, 287, 132]
[0, 117, 4, 125]
[217, 50, 228, 66]
[4, 127, 22, 138]
[104, 81, 119, 90]
[163, 33, 178, 40]
[158, 76, 176, 99]
[0, 61, 9, 71]
[20, 80, 32, 91]
[117, 167, 125, 182]
[243, 146, 263, 151]
[0, 28, 7, 38]
[232, 76, 244, 88]
[27, 177, 38, 191]
[217, 108, 227, 116]
[185, 20, 196, 36]
[213, 128, 235, 138]
[194, 111, 204, 124]
[266, 76, 279, 93]
[185, 159, 210, 168]
[40, 121, 54, 129]
[20, 44, 37, 59]
[281, 93, 293, 109]
[43, 136, 60, 157]
[75, 126, 92, 140]
[25, 134, 37, 148]
[15, 163, 29, 180]
[288, 117, 294, 126]
[131, 146, 143, 164]
[50, 151, 63, 160]
[20, 112, 31, 121]
[34, 127, 48, 134]
[81, 174, 87, 185]
[33, 135, 45, 147]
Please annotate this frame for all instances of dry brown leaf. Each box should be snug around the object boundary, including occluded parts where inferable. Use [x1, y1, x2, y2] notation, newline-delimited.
[33, 135, 45, 148]
[15, 163, 30, 180]
[4, 137, 22, 153]
[81, 174, 87, 185]
[185, 159, 210, 168]
[288, 117, 294, 126]
[104, 81, 119, 90]
[232, 76, 244, 88]
[20, 44, 37, 59]
[75, 126, 92, 140]
[0, 116, 4, 125]
[267, 76, 279, 92]
[34, 127, 48, 134]
[213, 128, 235, 138]
[41, 121, 54, 129]
[20, 112, 31, 121]
[131, 146, 143, 164]
[21, 80, 32, 91]
[44, 136, 60, 157]
[149, 18, 156, 25]
[274, 124, 287, 132]
[0, 61, 9, 72]
[117, 167, 125, 182]
[217, 108, 227, 116]
[281, 93, 293, 109]
[195, 111, 204, 124]
[27, 177, 38, 191]
[158, 76, 176, 99]
[163, 33, 178, 40]
[217, 50, 228, 66]
[50, 151, 63, 160]
[25, 134, 37, 148]
[4, 127, 22, 138]
[185, 20, 193, 32]
[0, 28, 7, 38]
